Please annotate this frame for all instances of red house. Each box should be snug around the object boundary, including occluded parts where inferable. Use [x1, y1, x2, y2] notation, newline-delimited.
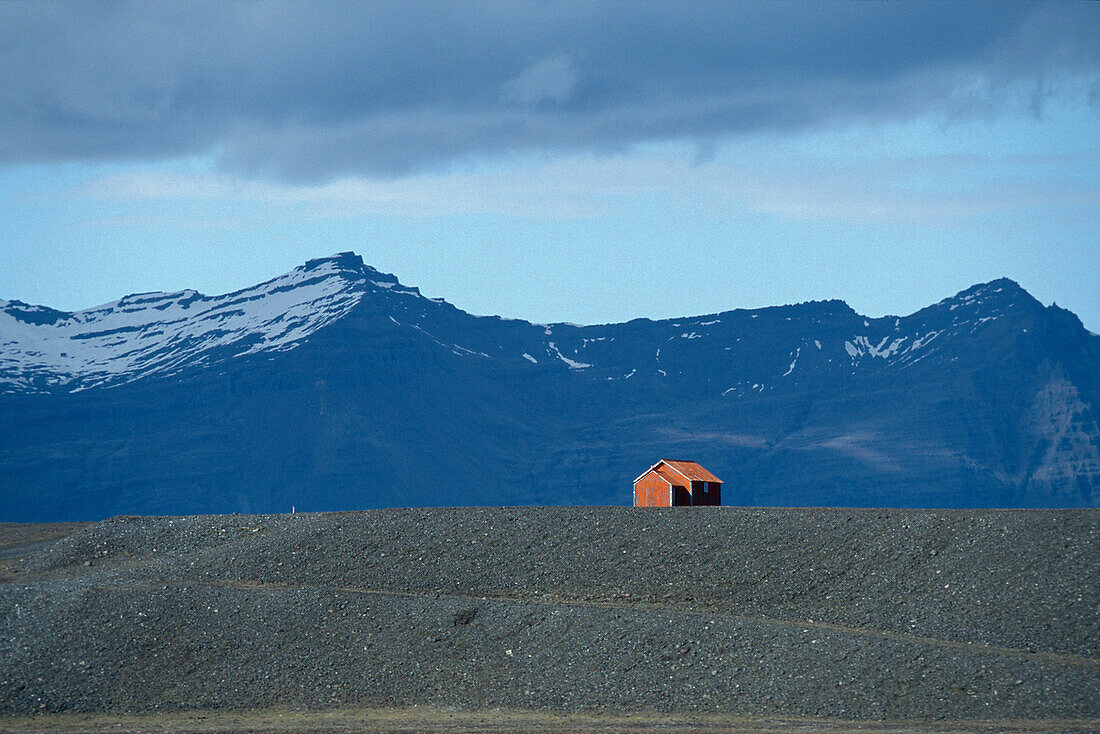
[633, 459, 723, 507]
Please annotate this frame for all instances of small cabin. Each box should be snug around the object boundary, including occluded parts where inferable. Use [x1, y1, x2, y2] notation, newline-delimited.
[633, 459, 722, 507]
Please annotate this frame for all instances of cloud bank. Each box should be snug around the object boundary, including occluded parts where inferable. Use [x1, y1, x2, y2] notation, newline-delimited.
[2, 1, 1098, 181]
[77, 148, 1100, 226]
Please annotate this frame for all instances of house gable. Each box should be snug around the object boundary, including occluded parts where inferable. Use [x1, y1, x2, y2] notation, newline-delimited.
[633, 468, 674, 507]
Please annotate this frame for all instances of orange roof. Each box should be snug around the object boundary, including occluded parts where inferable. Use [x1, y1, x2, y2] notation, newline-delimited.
[634, 459, 722, 485]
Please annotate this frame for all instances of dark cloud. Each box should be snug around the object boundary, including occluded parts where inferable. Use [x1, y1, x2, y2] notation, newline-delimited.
[1, 1, 1097, 181]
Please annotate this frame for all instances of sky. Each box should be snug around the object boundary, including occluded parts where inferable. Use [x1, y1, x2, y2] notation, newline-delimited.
[1, 1, 1098, 330]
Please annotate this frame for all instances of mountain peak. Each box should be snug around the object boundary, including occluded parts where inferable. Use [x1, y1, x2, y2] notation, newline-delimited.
[928, 278, 1041, 317]
[297, 252, 419, 294]
[954, 281, 1029, 303]
[302, 251, 370, 274]
[0, 299, 69, 326]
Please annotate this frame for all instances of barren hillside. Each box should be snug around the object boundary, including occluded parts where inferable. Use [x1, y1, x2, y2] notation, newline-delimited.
[1, 507, 1097, 733]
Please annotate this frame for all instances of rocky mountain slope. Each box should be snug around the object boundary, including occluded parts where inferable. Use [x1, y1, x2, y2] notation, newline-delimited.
[2, 253, 1098, 520]
[1, 507, 1097, 729]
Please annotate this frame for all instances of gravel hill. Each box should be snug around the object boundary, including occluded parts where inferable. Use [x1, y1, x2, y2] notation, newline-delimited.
[1, 507, 1097, 725]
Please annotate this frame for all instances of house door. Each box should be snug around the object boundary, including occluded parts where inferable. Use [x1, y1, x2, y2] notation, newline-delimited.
[672, 485, 691, 506]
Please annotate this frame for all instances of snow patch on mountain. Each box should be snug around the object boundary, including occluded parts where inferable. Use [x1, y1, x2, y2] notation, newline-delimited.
[783, 347, 801, 376]
[844, 335, 909, 360]
[548, 342, 591, 370]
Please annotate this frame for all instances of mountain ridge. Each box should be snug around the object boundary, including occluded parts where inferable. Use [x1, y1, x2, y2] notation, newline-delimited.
[2, 253, 1097, 519]
[0, 253, 1068, 395]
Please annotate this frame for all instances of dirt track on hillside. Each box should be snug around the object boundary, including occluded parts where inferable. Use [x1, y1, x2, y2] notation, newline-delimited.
[4, 707, 1100, 734]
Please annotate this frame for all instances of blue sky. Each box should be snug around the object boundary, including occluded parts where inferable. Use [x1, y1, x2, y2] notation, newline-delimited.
[1, 1, 1098, 329]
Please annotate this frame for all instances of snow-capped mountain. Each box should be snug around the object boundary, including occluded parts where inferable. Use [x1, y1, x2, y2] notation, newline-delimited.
[2, 253, 1097, 519]
[0, 254, 1050, 395]
[0, 253, 391, 393]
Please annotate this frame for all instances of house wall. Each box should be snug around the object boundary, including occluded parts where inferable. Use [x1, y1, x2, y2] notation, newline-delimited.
[691, 480, 722, 506]
[633, 472, 671, 506]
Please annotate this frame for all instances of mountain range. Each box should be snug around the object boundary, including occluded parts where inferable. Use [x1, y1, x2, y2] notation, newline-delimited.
[2, 252, 1097, 521]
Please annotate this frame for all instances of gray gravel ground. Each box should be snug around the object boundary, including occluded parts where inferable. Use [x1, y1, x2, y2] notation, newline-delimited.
[0, 507, 1097, 726]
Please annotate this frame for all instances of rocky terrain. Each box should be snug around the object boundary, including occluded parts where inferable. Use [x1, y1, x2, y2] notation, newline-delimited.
[1, 507, 1097, 733]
